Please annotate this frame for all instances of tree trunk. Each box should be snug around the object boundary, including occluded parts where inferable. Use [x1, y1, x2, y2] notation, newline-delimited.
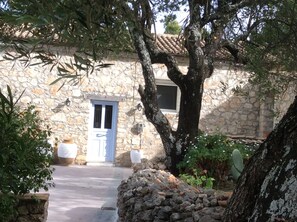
[129, 28, 177, 173]
[126, 1, 222, 176]
[129, 24, 211, 175]
[223, 96, 297, 221]
[166, 76, 205, 175]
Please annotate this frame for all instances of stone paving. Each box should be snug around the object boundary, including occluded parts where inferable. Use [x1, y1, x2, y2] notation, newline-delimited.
[46, 165, 132, 222]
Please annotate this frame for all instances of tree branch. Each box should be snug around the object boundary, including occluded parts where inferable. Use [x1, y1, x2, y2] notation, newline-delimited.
[129, 27, 174, 155]
[221, 40, 247, 64]
[143, 33, 184, 86]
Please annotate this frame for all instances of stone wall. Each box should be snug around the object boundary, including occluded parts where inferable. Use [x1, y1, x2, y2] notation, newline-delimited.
[117, 168, 230, 222]
[0, 49, 282, 166]
[200, 64, 261, 137]
[10, 193, 49, 222]
[274, 82, 297, 125]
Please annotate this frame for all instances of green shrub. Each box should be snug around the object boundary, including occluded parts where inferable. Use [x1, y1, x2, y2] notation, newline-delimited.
[0, 86, 54, 219]
[178, 133, 253, 186]
[180, 169, 215, 189]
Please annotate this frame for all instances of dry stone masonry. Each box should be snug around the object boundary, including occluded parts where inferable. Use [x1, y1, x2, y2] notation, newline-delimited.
[117, 167, 231, 222]
[0, 48, 293, 167]
[9, 193, 49, 222]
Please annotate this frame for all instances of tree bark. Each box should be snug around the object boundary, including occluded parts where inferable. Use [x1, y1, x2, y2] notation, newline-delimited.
[223, 96, 297, 221]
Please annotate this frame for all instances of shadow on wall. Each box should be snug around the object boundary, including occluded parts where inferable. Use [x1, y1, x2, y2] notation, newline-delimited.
[116, 151, 132, 167]
[116, 82, 277, 167]
[199, 82, 274, 139]
[116, 149, 166, 168]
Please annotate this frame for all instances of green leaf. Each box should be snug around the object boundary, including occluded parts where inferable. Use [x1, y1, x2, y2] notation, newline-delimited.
[57, 66, 70, 74]
[50, 77, 64, 85]
[6, 85, 14, 111]
[0, 89, 10, 105]
[13, 89, 25, 107]
[75, 10, 89, 29]
[74, 53, 90, 66]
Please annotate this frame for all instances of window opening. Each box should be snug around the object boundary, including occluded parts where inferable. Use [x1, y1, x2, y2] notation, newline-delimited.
[94, 105, 102, 128]
[104, 105, 113, 129]
[157, 85, 178, 111]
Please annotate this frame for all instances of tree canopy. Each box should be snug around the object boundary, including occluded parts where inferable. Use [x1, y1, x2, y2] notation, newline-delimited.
[245, 0, 297, 96]
[2, 0, 293, 85]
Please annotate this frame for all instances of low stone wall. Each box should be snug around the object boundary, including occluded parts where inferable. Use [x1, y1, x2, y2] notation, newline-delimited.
[117, 168, 231, 222]
[12, 193, 49, 222]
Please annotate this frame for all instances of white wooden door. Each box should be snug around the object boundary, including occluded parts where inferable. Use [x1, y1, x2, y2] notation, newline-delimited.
[87, 101, 117, 163]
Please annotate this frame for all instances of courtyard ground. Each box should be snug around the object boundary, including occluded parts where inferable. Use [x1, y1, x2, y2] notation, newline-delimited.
[46, 165, 132, 222]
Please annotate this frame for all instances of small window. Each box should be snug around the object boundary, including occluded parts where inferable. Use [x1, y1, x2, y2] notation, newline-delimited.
[156, 81, 179, 112]
[104, 105, 113, 129]
[93, 105, 102, 128]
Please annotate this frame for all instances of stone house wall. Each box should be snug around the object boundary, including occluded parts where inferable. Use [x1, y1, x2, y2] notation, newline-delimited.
[202, 64, 277, 139]
[274, 82, 297, 125]
[0, 48, 284, 166]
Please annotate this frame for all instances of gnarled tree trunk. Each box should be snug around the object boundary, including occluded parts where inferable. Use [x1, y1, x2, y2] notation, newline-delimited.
[126, 0, 242, 176]
[129, 27, 208, 175]
[223, 96, 297, 221]
[128, 16, 215, 175]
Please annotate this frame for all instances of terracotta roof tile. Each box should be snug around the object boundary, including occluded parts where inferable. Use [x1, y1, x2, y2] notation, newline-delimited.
[2, 27, 231, 60]
[155, 34, 231, 60]
[155, 34, 187, 56]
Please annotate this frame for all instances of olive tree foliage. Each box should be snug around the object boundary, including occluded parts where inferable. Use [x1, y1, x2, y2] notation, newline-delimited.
[0, 0, 132, 86]
[0, 0, 288, 175]
[244, 0, 297, 97]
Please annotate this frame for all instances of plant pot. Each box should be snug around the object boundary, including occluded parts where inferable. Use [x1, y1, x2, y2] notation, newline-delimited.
[58, 138, 77, 166]
[130, 149, 143, 164]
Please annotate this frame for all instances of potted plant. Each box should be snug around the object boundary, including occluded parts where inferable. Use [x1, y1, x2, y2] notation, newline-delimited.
[0, 86, 54, 221]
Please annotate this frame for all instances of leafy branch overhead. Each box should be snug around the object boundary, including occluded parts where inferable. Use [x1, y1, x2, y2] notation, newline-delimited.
[0, 0, 131, 85]
[1, 0, 295, 88]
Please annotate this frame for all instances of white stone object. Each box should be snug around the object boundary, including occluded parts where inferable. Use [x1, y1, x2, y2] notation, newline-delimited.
[58, 143, 78, 158]
[130, 149, 143, 164]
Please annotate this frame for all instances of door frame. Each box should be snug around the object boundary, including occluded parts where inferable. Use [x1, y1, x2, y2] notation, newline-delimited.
[86, 99, 118, 164]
